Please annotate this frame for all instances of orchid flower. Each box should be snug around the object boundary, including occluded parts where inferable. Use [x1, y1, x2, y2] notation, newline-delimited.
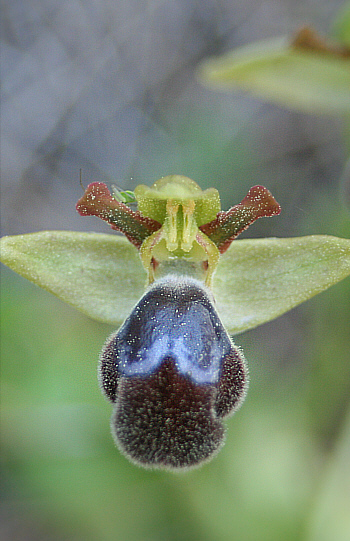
[1, 175, 349, 471]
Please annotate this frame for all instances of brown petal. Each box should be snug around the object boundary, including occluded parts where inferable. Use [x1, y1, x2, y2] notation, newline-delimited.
[76, 182, 161, 249]
[200, 185, 281, 253]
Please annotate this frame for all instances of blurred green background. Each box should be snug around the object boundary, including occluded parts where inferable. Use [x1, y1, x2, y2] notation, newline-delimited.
[1, 1, 350, 540]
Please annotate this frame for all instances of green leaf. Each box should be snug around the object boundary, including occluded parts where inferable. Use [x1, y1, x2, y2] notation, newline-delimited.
[0, 231, 146, 326]
[198, 37, 350, 115]
[214, 235, 350, 334]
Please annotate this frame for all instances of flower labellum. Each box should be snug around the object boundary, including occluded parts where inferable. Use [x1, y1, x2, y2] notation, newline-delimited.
[76, 175, 280, 470]
[100, 275, 247, 469]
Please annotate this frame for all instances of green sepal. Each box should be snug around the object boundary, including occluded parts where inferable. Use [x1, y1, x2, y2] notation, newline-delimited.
[0, 231, 146, 325]
[214, 235, 350, 334]
[1, 232, 349, 333]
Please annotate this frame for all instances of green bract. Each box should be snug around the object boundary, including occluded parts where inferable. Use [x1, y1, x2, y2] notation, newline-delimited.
[1, 175, 350, 335]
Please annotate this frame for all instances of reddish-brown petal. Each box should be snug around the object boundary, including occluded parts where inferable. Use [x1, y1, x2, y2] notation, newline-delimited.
[200, 185, 281, 253]
[76, 182, 161, 249]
